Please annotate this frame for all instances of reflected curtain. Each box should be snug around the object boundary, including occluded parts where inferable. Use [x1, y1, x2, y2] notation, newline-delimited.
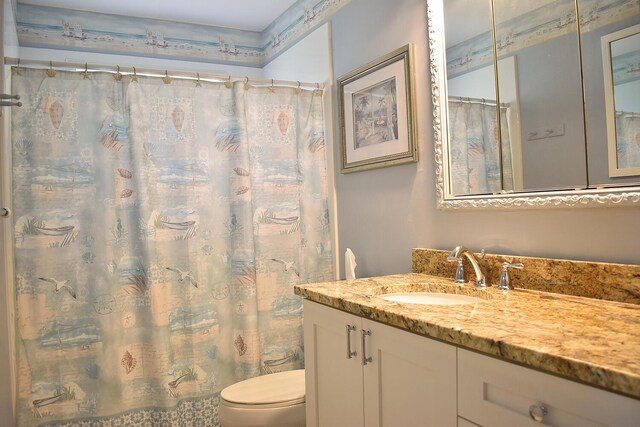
[448, 101, 514, 194]
[11, 68, 333, 426]
[615, 112, 640, 169]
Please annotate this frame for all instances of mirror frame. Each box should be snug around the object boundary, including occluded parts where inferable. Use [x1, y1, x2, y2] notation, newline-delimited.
[427, 0, 640, 209]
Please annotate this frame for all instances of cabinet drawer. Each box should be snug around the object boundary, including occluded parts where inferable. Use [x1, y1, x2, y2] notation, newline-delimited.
[458, 349, 640, 427]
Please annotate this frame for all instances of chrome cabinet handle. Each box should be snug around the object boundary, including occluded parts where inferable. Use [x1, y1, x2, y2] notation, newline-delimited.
[345, 325, 357, 359]
[361, 329, 372, 366]
[528, 403, 548, 423]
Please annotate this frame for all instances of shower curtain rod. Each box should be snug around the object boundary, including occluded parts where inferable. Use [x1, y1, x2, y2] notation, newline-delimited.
[4, 57, 325, 90]
[449, 95, 508, 108]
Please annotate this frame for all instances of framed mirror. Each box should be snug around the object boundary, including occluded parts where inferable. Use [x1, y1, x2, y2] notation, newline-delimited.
[428, 0, 640, 209]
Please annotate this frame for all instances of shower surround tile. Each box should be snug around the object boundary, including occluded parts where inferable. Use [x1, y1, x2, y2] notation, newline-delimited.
[412, 248, 640, 304]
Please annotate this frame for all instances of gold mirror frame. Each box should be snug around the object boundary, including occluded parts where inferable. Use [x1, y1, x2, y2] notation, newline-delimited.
[427, 0, 640, 209]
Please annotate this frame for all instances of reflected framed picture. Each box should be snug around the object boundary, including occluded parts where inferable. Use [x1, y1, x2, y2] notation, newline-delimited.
[602, 24, 640, 177]
[337, 44, 417, 173]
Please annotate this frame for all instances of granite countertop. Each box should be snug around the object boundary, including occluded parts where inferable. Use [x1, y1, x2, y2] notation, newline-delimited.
[294, 273, 640, 399]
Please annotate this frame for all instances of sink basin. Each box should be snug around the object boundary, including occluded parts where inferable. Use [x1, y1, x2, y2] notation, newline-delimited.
[379, 292, 483, 306]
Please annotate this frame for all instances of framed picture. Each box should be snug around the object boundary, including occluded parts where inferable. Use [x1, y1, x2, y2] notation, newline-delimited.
[337, 44, 417, 173]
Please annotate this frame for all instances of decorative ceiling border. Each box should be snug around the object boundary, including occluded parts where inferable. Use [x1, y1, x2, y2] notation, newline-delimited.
[15, 0, 352, 67]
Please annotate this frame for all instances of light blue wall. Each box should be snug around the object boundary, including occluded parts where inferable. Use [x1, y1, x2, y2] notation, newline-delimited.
[329, 0, 640, 279]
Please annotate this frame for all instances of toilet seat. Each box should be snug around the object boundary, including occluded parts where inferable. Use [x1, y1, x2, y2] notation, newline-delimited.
[220, 369, 305, 407]
[219, 370, 306, 427]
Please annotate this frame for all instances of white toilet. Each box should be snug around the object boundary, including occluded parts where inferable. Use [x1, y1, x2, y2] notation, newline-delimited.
[219, 369, 306, 427]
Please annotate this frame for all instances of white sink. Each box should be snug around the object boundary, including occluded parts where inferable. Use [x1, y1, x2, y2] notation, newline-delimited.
[379, 292, 483, 306]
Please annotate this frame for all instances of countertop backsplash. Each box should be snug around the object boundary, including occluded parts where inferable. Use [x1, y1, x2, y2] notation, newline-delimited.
[412, 248, 640, 304]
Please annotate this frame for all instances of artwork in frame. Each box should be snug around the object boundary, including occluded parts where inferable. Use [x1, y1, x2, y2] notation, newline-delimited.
[338, 44, 417, 173]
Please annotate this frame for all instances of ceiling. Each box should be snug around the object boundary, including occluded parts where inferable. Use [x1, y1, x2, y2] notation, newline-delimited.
[18, 0, 299, 31]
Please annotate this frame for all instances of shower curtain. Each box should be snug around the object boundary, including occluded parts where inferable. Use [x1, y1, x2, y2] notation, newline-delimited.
[448, 101, 514, 195]
[11, 68, 333, 426]
[615, 112, 640, 169]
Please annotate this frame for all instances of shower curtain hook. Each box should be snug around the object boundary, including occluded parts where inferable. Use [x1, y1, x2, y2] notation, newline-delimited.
[163, 70, 172, 84]
[47, 60, 56, 78]
[114, 65, 122, 81]
[295, 81, 302, 95]
[83, 63, 89, 79]
[244, 76, 251, 91]
[131, 66, 138, 82]
[269, 79, 275, 93]
[224, 75, 233, 89]
[195, 72, 202, 87]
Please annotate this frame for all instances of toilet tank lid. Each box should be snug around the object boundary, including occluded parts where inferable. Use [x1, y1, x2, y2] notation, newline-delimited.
[221, 369, 305, 405]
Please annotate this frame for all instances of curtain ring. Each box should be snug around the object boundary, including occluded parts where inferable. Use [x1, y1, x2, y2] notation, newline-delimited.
[163, 70, 172, 84]
[47, 60, 56, 78]
[114, 65, 122, 81]
[195, 72, 202, 87]
[224, 75, 233, 89]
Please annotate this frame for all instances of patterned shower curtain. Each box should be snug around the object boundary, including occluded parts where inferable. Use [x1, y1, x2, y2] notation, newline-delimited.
[448, 101, 514, 195]
[615, 112, 640, 169]
[11, 68, 333, 426]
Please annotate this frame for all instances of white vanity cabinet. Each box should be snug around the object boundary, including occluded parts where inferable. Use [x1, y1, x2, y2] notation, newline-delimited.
[458, 349, 640, 427]
[303, 300, 640, 427]
[303, 300, 457, 427]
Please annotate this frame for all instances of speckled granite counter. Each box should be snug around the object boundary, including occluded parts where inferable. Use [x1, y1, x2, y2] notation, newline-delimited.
[294, 273, 640, 399]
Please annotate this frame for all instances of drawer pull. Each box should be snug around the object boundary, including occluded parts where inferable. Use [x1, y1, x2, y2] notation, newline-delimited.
[346, 325, 357, 359]
[529, 404, 548, 423]
[361, 329, 372, 365]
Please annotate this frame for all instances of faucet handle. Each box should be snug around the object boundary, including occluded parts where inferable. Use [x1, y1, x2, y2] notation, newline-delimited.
[447, 256, 467, 284]
[498, 262, 524, 290]
[454, 258, 466, 284]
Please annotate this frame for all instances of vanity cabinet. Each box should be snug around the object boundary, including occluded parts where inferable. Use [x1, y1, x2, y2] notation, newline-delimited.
[458, 349, 640, 427]
[303, 300, 457, 427]
[304, 300, 640, 427]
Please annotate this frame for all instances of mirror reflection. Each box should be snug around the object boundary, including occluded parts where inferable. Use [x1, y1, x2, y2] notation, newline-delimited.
[441, 0, 640, 198]
[494, 0, 586, 192]
[581, 4, 640, 185]
[444, 0, 506, 195]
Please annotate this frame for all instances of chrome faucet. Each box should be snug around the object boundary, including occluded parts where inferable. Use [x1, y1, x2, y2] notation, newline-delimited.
[448, 246, 486, 287]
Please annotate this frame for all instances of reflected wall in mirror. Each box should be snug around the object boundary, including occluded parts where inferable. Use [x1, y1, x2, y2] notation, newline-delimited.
[603, 25, 640, 177]
[427, 0, 640, 208]
[581, 3, 640, 187]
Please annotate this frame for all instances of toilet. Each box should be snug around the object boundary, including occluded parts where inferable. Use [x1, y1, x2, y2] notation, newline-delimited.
[218, 369, 306, 427]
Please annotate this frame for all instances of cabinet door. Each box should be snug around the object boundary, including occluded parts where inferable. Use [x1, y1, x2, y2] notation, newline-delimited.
[304, 301, 364, 427]
[362, 319, 457, 427]
[458, 349, 640, 427]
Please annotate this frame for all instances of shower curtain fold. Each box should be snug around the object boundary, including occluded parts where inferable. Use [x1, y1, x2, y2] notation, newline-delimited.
[11, 68, 333, 427]
[448, 100, 514, 195]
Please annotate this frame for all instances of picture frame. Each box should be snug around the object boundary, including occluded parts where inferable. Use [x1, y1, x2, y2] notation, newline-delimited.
[337, 44, 418, 173]
[602, 24, 640, 178]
